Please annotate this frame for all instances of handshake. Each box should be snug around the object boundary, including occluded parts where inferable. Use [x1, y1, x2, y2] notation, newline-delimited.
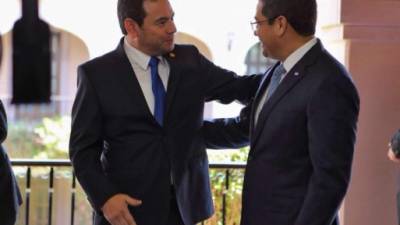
[388, 130, 400, 162]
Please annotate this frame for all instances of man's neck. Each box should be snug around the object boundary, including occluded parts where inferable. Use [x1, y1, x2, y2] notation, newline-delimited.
[279, 35, 314, 61]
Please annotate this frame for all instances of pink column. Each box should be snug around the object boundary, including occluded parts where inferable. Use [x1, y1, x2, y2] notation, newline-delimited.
[320, 0, 400, 224]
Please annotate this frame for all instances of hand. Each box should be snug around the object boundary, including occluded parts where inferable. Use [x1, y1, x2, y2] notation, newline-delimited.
[101, 194, 142, 225]
[387, 144, 400, 163]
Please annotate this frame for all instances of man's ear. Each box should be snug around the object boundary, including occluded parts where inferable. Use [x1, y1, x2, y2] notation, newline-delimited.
[124, 18, 140, 38]
[274, 15, 288, 37]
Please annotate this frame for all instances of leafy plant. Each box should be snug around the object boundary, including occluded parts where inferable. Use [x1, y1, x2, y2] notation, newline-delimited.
[206, 148, 249, 225]
[4, 121, 42, 158]
[33, 116, 70, 159]
[4, 116, 70, 159]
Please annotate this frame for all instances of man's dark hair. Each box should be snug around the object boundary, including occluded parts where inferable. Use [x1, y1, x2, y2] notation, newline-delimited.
[260, 0, 317, 36]
[117, 0, 147, 34]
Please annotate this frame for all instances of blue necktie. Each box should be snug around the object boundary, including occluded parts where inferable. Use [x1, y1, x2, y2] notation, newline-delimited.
[266, 63, 286, 100]
[149, 56, 166, 126]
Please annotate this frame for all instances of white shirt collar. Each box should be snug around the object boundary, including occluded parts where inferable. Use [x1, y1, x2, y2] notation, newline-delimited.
[123, 37, 165, 70]
[282, 37, 317, 73]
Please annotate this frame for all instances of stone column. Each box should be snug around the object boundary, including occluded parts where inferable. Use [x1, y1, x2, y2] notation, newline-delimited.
[319, 0, 400, 224]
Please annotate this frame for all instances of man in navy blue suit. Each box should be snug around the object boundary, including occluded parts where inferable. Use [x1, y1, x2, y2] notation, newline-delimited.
[0, 33, 22, 225]
[204, 0, 360, 224]
[68, 0, 260, 225]
[388, 130, 400, 224]
[388, 130, 400, 162]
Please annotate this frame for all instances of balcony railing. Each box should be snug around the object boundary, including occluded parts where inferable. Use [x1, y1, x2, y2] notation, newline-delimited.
[11, 159, 246, 225]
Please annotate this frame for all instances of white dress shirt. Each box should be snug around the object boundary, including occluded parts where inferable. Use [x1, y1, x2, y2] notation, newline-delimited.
[254, 38, 317, 124]
[123, 37, 170, 115]
[124, 38, 175, 184]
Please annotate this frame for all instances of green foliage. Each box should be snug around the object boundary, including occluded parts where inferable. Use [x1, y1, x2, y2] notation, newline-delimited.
[33, 116, 70, 159]
[4, 121, 42, 158]
[206, 148, 249, 225]
[4, 116, 70, 159]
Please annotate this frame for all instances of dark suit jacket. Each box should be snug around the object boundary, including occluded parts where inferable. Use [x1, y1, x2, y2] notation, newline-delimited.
[0, 100, 22, 225]
[69, 39, 260, 225]
[204, 40, 360, 225]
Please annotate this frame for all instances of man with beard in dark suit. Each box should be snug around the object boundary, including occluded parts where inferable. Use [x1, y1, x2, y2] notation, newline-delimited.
[68, 0, 260, 225]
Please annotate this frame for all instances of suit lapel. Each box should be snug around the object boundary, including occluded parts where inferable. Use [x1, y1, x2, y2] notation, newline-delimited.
[249, 63, 278, 138]
[164, 51, 183, 119]
[113, 39, 156, 123]
[251, 40, 323, 148]
[114, 40, 185, 126]
[251, 67, 304, 146]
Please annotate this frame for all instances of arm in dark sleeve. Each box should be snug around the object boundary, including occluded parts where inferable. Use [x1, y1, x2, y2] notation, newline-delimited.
[0, 100, 7, 143]
[69, 66, 118, 211]
[294, 75, 360, 225]
[203, 103, 252, 149]
[193, 48, 261, 105]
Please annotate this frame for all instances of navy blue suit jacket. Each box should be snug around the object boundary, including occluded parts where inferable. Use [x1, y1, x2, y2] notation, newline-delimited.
[69, 39, 260, 225]
[0, 100, 22, 225]
[204, 40, 360, 225]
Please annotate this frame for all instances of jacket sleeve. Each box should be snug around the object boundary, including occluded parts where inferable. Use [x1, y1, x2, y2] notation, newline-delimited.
[294, 75, 360, 225]
[192, 47, 261, 105]
[191, 47, 259, 148]
[69, 66, 118, 211]
[202, 103, 252, 149]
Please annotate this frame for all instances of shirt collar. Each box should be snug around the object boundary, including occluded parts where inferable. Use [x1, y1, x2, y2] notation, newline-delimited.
[282, 37, 317, 73]
[123, 37, 165, 70]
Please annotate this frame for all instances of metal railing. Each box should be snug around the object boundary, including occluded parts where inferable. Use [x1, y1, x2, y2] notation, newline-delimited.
[11, 159, 246, 225]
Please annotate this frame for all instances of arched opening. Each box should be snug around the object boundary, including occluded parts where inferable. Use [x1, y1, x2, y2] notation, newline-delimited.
[0, 26, 89, 122]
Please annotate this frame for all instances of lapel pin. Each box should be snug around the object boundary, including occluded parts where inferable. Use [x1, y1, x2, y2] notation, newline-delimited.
[169, 52, 176, 58]
[294, 72, 300, 76]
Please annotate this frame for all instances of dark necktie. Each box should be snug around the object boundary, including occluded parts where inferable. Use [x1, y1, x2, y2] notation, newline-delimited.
[265, 63, 286, 100]
[149, 56, 166, 126]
